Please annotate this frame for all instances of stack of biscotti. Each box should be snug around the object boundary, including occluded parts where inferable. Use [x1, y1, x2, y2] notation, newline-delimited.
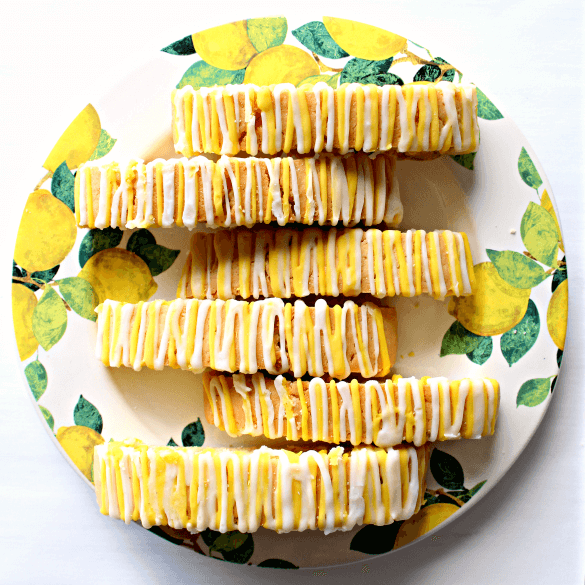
[86, 80, 497, 536]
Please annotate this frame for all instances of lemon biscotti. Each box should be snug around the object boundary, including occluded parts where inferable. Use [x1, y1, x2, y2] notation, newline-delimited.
[171, 81, 479, 157]
[203, 372, 499, 448]
[95, 298, 397, 379]
[94, 439, 429, 534]
[178, 227, 475, 300]
[75, 152, 401, 230]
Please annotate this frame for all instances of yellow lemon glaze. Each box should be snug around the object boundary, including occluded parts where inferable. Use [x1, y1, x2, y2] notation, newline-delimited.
[75, 152, 401, 230]
[203, 374, 499, 447]
[177, 227, 474, 301]
[171, 82, 478, 157]
[95, 298, 395, 379]
[95, 439, 429, 534]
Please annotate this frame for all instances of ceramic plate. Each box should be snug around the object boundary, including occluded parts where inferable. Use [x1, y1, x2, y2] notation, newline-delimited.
[11, 16, 568, 569]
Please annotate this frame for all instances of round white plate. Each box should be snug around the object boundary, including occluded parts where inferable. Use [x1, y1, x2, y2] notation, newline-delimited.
[11, 16, 567, 569]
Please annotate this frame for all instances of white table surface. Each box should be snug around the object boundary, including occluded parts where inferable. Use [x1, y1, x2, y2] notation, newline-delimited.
[1, 1, 583, 583]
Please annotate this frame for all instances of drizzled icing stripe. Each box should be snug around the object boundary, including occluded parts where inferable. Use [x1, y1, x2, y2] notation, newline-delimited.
[95, 440, 429, 534]
[178, 228, 474, 301]
[171, 82, 479, 156]
[203, 373, 500, 447]
[95, 298, 396, 379]
[75, 153, 401, 230]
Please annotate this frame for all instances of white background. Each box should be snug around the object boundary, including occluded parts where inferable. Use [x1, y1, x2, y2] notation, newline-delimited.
[1, 1, 583, 583]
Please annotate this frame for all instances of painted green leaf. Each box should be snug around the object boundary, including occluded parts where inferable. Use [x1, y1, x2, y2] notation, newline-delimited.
[58, 277, 98, 321]
[500, 299, 540, 366]
[413, 64, 441, 82]
[127, 229, 180, 276]
[39, 405, 54, 431]
[79, 227, 123, 268]
[476, 87, 503, 120]
[89, 129, 117, 161]
[340, 57, 403, 86]
[221, 534, 254, 564]
[167, 438, 178, 447]
[211, 532, 249, 554]
[200, 528, 220, 547]
[550, 376, 557, 393]
[552, 257, 567, 292]
[557, 348, 563, 369]
[182, 418, 205, 447]
[466, 335, 492, 365]
[51, 161, 75, 212]
[247, 17, 287, 52]
[430, 449, 464, 490]
[350, 522, 402, 554]
[161, 35, 196, 56]
[257, 559, 298, 569]
[177, 61, 245, 90]
[32, 286, 67, 351]
[462, 480, 486, 502]
[520, 202, 559, 267]
[518, 147, 542, 189]
[74, 395, 103, 433]
[432, 57, 455, 82]
[451, 152, 476, 170]
[297, 73, 339, 89]
[440, 321, 483, 357]
[148, 526, 184, 545]
[486, 249, 549, 289]
[25, 360, 48, 400]
[517, 377, 551, 407]
[292, 21, 348, 59]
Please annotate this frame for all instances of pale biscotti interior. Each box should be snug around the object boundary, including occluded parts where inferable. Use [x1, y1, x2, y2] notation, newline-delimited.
[203, 372, 499, 448]
[94, 439, 429, 534]
[178, 227, 475, 301]
[171, 82, 479, 157]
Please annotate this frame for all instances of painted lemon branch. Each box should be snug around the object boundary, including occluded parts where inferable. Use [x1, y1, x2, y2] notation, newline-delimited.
[425, 487, 466, 507]
[34, 171, 53, 191]
[311, 52, 343, 73]
[391, 49, 460, 80]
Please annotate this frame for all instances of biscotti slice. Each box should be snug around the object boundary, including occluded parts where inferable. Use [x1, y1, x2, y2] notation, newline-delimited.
[178, 227, 475, 300]
[74, 152, 401, 230]
[171, 81, 479, 157]
[94, 439, 429, 534]
[203, 372, 499, 448]
[96, 298, 397, 379]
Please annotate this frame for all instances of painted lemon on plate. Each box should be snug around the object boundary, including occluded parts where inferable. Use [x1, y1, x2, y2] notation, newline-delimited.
[14, 190, 77, 273]
[12, 283, 38, 361]
[56, 425, 104, 482]
[394, 503, 459, 549]
[323, 16, 407, 61]
[78, 248, 157, 305]
[43, 104, 101, 173]
[547, 279, 568, 350]
[244, 45, 320, 87]
[449, 262, 531, 336]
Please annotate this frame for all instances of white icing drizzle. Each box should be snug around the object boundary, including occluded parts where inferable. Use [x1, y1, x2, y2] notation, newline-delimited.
[96, 441, 426, 534]
[97, 298, 387, 379]
[172, 82, 477, 157]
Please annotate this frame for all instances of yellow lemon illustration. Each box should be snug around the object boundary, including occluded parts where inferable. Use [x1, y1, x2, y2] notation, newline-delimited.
[192, 20, 258, 71]
[448, 262, 531, 336]
[43, 104, 101, 173]
[394, 503, 459, 549]
[244, 45, 320, 87]
[547, 279, 568, 350]
[14, 190, 77, 273]
[12, 283, 38, 361]
[57, 425, 104, 482]
[323, 17, 407, 61]
[541, 190, 564, 253]
[78, 248, 157, 305]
